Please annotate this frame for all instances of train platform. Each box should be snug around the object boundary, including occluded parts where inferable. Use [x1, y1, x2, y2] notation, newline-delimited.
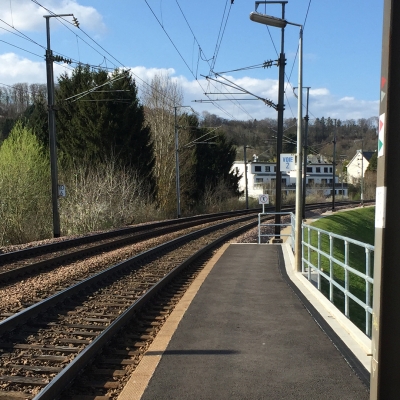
[118, 243, 370, 400]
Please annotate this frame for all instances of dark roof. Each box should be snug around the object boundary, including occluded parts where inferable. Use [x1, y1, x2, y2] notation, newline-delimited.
[362, 151, 375, 161]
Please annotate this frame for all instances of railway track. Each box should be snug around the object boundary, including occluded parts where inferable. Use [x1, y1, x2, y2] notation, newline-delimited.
[0, 201, 371, 399]
[0, 209, 258, 279]
[0, 213, 261, 399]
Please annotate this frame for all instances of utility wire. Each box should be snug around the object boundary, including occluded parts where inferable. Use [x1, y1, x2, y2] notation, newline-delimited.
[0, 17, 45, 49]
[144, 0, 196, 79]
[210, 0, 233, 73]
[31, 0, 120, 69]
[0, 39, 43, 58]
[144, 0, 254, 121]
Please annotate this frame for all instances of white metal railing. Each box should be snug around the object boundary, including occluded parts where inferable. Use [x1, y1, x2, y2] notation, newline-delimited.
[258, 212, 294, 244]
[302, 223, 374, 337]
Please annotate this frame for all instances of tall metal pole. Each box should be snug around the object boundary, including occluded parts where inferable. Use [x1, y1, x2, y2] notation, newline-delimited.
[370, 0, 400, 397]
[45, 16, 60, 238]
[273, 1, 287, 242]
[302, 87, 310, 219]
[174, 107, 181, 218]
[294, 26, 303, 272]
[244, 145, 249, 209]
[332, 121, 337, 211]
[341, 156, 345, 199]
[361, 138, 364, 205]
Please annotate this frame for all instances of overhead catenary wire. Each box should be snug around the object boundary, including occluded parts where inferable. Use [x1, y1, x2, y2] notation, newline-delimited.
[31, 0, 121, 69]
[144, 0, 254, 121]
[0, 39, 43, 58]
[0, 17, 45, 49]
[209, 0, 233, 73]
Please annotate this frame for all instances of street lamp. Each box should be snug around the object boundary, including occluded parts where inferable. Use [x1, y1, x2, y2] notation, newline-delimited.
[44, 13, 79, 238]
[250, 1, 287, 243]
[250, 7, 303, 270]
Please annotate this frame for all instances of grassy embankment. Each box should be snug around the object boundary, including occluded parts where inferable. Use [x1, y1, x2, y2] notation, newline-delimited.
[307, 207, 375, 334]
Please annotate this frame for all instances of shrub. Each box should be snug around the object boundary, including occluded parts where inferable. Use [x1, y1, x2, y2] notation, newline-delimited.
[0, 122, 51, 245]
[59, 161, 159, 235]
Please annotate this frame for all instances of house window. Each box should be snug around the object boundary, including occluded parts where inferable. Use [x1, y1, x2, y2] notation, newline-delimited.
[324, 167, 328, 173]
[274, 166, 276, 172]
[329, 167, 332, 173]
[307, 167, 313, 173]
[316, 167, 320, 173]
[265, 166, 270, 172]
[281, 178, 286, 185]
[321, 179, 327, 184]
[308, 179, 314, 185]
[254, 166, 261, 172]
[255, 178, 263, 183]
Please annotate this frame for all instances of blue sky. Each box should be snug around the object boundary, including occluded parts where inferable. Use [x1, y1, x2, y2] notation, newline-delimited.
[0, 0, 384, 122]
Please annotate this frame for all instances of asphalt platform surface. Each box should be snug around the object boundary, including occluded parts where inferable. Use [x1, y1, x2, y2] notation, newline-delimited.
[140, 244, 369, 399]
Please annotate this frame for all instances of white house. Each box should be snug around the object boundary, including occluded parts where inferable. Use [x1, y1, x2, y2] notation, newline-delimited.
[346, 150, 375, 184]
[232, 153, 346, 200]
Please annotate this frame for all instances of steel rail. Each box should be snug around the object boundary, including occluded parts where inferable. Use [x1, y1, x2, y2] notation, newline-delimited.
[0, 214, 257, 335]
[33, 215, 260, 400]
[0, 208, 261, 265]
[0, 212, 256, 282]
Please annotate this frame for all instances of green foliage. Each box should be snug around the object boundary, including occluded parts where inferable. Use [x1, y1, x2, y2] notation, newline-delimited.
[0, 118, 16, 143]
[0, 121, 51, 244]
[367, 151, 377, 171]
[26, 66, 155, 193]
[23, 95, 49, 148]
[193, 124, 240, 204]
[60, 67, 154, 181]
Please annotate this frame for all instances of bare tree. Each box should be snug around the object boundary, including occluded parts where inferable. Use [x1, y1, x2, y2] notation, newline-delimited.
[142, 73, 193, 215]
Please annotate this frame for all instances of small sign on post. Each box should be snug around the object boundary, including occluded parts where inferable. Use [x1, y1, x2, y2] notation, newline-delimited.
[259, 194, 269, 204]
[280, 153, 296, 172]
[259, 194, 269, 214]
[58, 184, 66, 197]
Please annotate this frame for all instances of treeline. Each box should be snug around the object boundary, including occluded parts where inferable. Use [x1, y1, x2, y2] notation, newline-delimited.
[200, 112, 378, 163]
[0, 67, 241, 245]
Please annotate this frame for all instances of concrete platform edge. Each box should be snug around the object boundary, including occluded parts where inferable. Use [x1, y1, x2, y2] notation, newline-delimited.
[117, 243, 230, 400]
[281, 241, 372, 373]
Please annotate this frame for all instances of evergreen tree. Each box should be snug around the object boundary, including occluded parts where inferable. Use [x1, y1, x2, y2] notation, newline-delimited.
[55, 67, 154, 188]
[367, 152, 377, 172]
[192, 120, 240, 202]
[24, 94, 48, 147]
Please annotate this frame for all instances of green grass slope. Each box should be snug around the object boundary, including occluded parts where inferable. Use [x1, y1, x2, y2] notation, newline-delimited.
[306, 207, 375, 335]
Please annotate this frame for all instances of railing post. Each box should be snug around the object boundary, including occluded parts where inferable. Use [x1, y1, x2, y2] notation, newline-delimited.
[344, 240, 349, 317]
[307, 226, 311, 276]
[329, 235, 334, 302]
[366, 247, 371, 337]
[318, 231, 321, 279]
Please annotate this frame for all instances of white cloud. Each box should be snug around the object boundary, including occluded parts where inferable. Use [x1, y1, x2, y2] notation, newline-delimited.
[310, 88, 330, 96]
[0, 53, 71, 85]
[0, 60, 379, 122]
[131, 68, 379, 121]
[130, 66, 176, 84]
[0, 53, 45, 83]
[0, 0, 105, 33]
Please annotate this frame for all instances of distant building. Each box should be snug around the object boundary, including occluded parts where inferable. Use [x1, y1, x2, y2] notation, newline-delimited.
[232, 153, 347, 200]
[346, 150, 376, 184]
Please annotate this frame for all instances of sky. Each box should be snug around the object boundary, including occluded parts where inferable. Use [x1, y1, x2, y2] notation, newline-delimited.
[0, 0, 384, 123]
